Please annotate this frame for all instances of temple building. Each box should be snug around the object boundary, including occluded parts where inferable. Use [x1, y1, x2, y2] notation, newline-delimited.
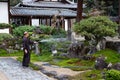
[0, 0, 10, 24]
[10, 0, 85, 30]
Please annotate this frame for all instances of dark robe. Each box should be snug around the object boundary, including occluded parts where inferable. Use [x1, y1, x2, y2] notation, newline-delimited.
[22, 37, 33, 67]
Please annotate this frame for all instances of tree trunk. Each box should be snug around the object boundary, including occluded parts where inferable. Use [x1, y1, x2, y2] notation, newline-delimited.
[118, 0, 120, 37]
[76, 0, 83, 22]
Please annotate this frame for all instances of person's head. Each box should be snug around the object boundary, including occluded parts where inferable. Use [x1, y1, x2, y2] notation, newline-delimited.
[24, 31, 29, 37]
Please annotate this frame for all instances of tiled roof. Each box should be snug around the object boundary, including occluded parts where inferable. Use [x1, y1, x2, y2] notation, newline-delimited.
[0, 0, 8, 2]
[21, 1, 77, 9]
[10, 7, 77, 17]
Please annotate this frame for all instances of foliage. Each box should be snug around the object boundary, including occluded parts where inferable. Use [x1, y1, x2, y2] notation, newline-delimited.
[13, 25, 35, 37]
[0, 33, 13, 42]
[84, 0, 118, 16]
[39, 25, 52, 34]
[51, 28, 67, 38]
[39, 25, 67, 38]
[106, 69, 120, 80]
[93, 49, 120, 63]
[30, 34, 52, 41]
[73, 16, 118, 41]
[69, 70, 103, 80]
[10, 0, 21, 6]
[0, 23, 12, 29]
[0, 49, 7, 54]
[0, 49, 23, 56]
[40, 41, 55, 51]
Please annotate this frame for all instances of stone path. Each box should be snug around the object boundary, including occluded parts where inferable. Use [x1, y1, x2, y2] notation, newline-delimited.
[34, 62, 82, 77]
[0, 58, 54, 80]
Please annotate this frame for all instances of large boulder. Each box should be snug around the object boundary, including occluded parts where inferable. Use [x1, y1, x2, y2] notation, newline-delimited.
[67, 42, 89, 58]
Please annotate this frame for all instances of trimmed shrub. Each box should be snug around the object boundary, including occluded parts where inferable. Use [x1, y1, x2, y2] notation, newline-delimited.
[52, 28, 67, 38]
[106, 69, 120, 80]
[0, 33, 13, 42]
[13, 25, 35, 37]
[0, 23, 12, 29]
[39, 25, 52, 34]
[39, 25, 67, 37]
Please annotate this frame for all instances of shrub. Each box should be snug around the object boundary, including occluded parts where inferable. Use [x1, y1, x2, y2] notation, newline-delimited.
[106, 69, 120, 80]
[73, 16, 118, 45]
[0, 33, 13, 42]
[13, 25, 35, 37]
[0, 23, 12, 29]
[39, 25, 66, 37]
[39, 25, 52, 34]
[52, 28, 67, 38]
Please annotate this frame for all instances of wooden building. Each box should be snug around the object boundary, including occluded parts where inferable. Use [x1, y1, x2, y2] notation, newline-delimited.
[0, 0, 10, 24]
[10, 0, 85, 30]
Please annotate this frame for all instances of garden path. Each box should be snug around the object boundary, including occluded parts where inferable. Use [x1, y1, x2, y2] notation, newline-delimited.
[34, 62, 84, 77]
[0, 57, 54, 80]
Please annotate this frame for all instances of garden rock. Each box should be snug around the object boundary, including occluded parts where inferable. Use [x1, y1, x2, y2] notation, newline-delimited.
[95, 56, 108, 70]
[59, 53, 68, 58]
[67, 42, 89, 58]
[106, 41, 120, 53]
[54, 75, 69, 80]
[41, 70, 57, 77]
[113, 63, 120, 70]
[81, 55, 95, 60]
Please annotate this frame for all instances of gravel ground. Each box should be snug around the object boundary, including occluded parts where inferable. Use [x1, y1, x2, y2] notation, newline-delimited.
[0, 58, 53, 80]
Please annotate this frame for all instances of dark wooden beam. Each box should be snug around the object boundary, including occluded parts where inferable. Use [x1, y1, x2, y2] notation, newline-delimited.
[118, 0, 120, 36]
[8, 0, 10, 24]
[76, 0, 83, 22]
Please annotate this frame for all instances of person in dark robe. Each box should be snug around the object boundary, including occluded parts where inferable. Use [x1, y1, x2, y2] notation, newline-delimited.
[22, 31, 34, 67]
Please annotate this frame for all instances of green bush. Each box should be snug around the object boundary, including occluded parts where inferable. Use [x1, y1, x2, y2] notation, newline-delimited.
[93, 49, 120, 63]
[39, 25, 66, 38]
[39, 25, 52, 34]
[0, 23, 12, 29]
[106, 69, 120, 80]
[0, 33, 13, 42]
[13, 25, 35, 37]
[52, 28, 67, 38]
[73, 16, 118, 41]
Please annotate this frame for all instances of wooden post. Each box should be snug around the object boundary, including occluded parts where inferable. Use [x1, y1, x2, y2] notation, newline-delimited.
[67, 19, 72, 40]
[8, 0, 10, 24]
[28, 16, 32, 25]
[76, 0, 83, 22]
[46, 18, 48, 26]
[50, 17, 51, 26]
[119, 0, 120, 37]
[118, 0, 120, 24]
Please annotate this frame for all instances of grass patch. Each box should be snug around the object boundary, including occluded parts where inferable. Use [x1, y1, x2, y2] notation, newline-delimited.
[0, 49, 23, 57]
[69, 70, 105, 80]
[30, 50, 53, 62]
[50, 58, 94, 71]
[93, 49, 120, 63]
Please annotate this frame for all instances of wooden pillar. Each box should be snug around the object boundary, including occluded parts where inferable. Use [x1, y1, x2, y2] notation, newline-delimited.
[45, 18, 48, 26]
[28, 16, 32, 25]
[39, 18, 40, 25]
[76, 0, 83, 22]
[118, 0, 120, 24]
[50, 17, 52, 26]
[67, 19, 72, 40]
[8, 0, 10, 23]
[68, 19, 71, 30]
[62, 18, 65, 30]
